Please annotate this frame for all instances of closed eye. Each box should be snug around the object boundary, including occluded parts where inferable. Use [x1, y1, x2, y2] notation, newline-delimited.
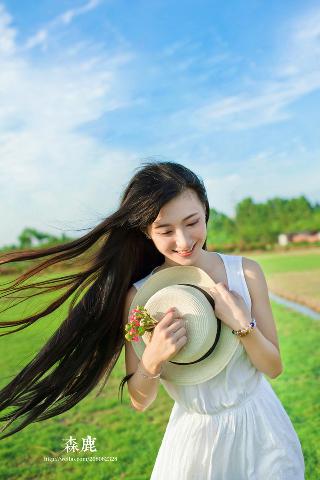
[160, 220, 199, 235]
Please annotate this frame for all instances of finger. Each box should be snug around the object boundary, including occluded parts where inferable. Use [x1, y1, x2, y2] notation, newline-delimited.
[209, 288, 216, 298]
[165, 307, 180, 317]
[167, 319, 186, 335]
[161, 308, 181, 326]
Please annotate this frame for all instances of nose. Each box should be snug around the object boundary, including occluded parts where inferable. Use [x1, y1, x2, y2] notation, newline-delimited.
[175, 229, 193, 251]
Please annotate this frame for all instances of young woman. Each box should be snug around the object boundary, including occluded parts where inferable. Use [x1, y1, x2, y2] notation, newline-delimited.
[0, 161, 305, 478]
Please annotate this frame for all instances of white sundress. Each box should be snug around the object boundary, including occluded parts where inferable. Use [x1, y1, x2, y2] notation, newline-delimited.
[132, 253, 305, 480]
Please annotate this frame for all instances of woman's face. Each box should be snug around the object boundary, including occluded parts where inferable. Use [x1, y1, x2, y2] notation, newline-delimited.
[146, 189, 207, 266]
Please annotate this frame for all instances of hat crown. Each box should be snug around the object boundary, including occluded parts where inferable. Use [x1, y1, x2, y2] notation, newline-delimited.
[130, 265, 240, 385]
[143, 284, 218, 363]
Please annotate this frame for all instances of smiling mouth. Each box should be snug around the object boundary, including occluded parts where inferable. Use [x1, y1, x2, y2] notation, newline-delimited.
[173, 244, 195, 254]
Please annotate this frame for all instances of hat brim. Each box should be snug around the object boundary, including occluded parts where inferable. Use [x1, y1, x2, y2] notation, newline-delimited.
[129, 266, 240, 385]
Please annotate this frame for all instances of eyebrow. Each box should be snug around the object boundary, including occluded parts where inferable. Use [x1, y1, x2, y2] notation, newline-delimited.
[154, 212, 199, 229]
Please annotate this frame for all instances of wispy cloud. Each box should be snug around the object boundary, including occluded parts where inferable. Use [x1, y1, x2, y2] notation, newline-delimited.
[0, 4, 16, 55]
[162, 39, 191, 57]
[0, 2, 138, 244]
[24, 29, 48, 50]
[0, 1, 319, 246]
[196, 146, 320, 216]
[24, 0, 103, 51]
[175, 7, 320, 132]
[190, 74, 320, 131]
[59, 0, 102, 25]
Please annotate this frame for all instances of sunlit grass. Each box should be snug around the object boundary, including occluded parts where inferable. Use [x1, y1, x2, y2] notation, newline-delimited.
[0, 268, 319, 479]
[248, 249, 320, 312]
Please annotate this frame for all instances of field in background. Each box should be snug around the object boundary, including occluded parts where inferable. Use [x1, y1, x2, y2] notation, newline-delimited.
[247, 248, 320, 312]
[0, 250, 319, 479]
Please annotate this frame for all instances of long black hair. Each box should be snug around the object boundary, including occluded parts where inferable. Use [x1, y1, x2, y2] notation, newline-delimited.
[0, 160, 210, 440]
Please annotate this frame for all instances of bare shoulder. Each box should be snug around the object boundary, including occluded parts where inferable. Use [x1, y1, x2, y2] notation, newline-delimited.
[241, 256, 270, 295]
[241, 256, 269, 305]
[242, 257, 266, 284]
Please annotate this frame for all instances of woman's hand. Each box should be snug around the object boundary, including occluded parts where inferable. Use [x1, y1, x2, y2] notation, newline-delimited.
[206, 283, 252, 331]
[142, 284, 252, 370]
[144, 307, 187, 365]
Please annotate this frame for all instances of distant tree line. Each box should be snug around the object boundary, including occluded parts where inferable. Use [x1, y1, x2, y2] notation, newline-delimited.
[207, 195, 320, 251]
[1, 195, 319, 267]
[0, 229, 75, 274]
[1, 228, 73, 252]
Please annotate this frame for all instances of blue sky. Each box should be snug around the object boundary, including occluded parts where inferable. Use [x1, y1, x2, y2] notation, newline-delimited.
[1, 0, 319, 247]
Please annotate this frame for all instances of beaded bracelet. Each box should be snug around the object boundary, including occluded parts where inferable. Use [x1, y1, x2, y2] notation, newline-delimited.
[232, 318, 256, 337]
[136, 362, 163, 379]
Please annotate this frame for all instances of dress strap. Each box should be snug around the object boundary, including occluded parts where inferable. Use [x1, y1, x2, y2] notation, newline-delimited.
[215, 253, 252, 312]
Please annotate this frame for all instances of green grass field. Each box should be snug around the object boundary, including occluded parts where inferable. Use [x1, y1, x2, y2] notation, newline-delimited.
[0, 252, 319, 479]
[248, 248, 320, 275]
[248, 248, 320, 313]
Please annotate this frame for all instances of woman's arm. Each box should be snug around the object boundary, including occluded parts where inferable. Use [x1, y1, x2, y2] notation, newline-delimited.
[123, 286, 163, 412]
[239, 257, 283, 379]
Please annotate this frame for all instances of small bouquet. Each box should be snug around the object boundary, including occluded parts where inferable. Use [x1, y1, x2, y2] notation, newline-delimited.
[125, 305, 159, 342]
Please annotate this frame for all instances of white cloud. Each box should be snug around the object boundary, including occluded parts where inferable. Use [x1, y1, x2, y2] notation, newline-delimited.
[24, 29, 48, 51]
[290, 8, 320, 44]
[190, 73, 320, 131]
[0, 3, 138, 247]
[23, 0, 103, 51]
[161, 39, 192, 57]
[230, 148, 320, 208]
[202, 171, 242, 216]
[0, 2, 319, 248]
[194, 147, 320, 217]
[0, 4, 16, 55]
[59, 0, 102, 25]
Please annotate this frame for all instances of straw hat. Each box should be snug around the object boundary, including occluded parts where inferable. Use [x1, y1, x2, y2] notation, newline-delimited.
[129, 266, 240, 385]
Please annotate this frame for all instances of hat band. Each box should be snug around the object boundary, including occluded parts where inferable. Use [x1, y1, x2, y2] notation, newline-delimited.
[168, 284, 222, 366]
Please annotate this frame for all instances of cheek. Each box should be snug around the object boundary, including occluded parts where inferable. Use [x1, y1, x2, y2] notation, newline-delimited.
[156, 237, 177, 253]
[195, 222, 207, 237]
[153, 236, 170, 250]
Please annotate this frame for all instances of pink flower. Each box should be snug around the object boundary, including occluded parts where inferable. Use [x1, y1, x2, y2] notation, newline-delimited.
[125, 306, 158, 342]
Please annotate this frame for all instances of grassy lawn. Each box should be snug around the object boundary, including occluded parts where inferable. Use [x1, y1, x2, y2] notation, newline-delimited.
[248, 248, 320, 312]
[0, 265, 319, 479]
